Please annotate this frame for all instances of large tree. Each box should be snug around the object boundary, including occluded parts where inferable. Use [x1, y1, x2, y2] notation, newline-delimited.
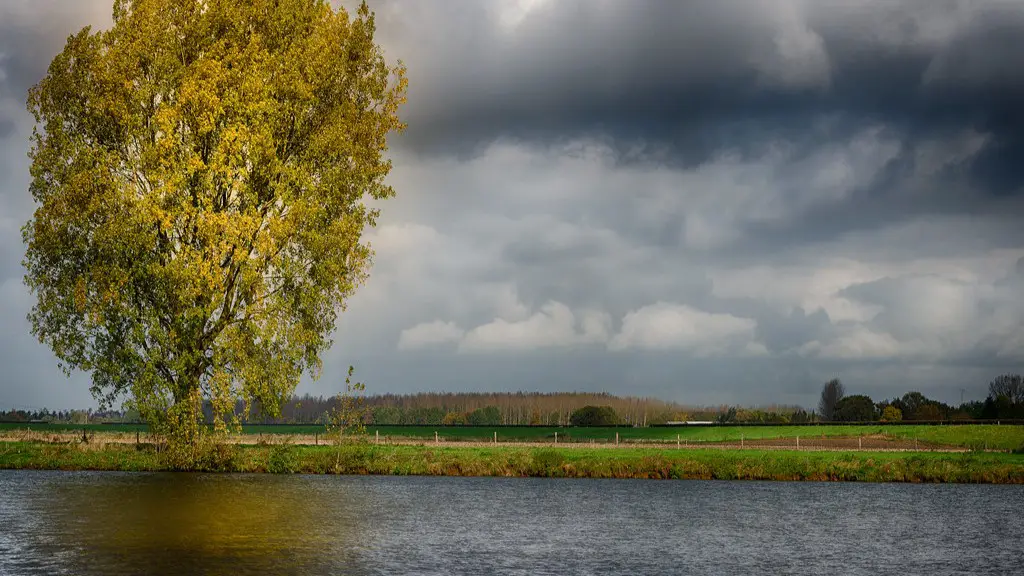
[897, 391, 929, 420]
[23, 0, 406, 447]
[988, 374, 1024, 405]
[833, 394, 876, 422]
[817, 378, 845, 421]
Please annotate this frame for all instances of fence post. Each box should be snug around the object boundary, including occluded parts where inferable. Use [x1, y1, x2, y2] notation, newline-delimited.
[435, 431, 438, 444]
[858, 436, 862, 450]
[554, 432, 557, 444]
[136, 430, 139, 446]
[796, 436, 799, 449]
[741, 433, 744, 448]
[616, 432, 619, 446]
[375, 430, 379, 445]
[315, 432, 318, 446]
[677, 434, 680, 449]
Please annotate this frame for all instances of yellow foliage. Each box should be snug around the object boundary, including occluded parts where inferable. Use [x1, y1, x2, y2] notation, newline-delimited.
[23, 0, 405, 454]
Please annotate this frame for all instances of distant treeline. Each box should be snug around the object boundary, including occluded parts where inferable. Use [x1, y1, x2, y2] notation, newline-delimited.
[5, 373, 1020, 427]
[810, 374, 1024, 423]
[2, 392, 801, 427]
[248, 392, 803, 427]
[0, 408, 122, 425]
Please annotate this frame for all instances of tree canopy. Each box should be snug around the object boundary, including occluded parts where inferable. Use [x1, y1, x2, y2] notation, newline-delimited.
[833, 394, 876, 422]
[569, 405, 621, 427]
[983, 374, 1024, 419]
[23, 0, 406, 448]
[989, 374, 1024, 405]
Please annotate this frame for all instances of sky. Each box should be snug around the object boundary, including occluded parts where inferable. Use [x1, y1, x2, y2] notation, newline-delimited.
[2, 0, 1024, 411]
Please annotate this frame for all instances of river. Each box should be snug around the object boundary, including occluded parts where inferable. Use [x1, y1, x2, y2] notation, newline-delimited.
[0, 470, 1020, 575]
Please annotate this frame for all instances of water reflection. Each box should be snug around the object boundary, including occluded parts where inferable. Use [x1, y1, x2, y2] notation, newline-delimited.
[9, 472, 372, 576]
[2, 472, 1023, 575]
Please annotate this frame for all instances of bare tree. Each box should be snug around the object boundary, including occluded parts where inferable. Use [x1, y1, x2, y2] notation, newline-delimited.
[989, 374, 1024, 404]
[818, 379, 846, 421]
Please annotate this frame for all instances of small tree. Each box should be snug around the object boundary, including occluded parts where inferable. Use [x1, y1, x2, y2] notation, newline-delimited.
[467, 406, 502, 426]
[818, 379, 845, 421]
[717, 407, 738, 424]
[880, 405, 903, 422]
[442, 411, 468, 426]
[790, 409, 811, 423]
[915, 404, 944, 421]
[325, 366, 367, 443]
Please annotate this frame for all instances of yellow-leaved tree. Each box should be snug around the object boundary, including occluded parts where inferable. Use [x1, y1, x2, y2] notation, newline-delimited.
[23, 0, 406, 456]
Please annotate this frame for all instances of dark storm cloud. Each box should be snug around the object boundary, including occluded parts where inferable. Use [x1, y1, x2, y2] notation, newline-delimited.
[0, 1, 111, 409]
[351, 0, 1024, 284]
[2, 0, 1022, 411]
[396, 0, 818, 163]
[753, 307, 834, 356]
[389, 0, 1024, 196]
[0, 4, 109, 101]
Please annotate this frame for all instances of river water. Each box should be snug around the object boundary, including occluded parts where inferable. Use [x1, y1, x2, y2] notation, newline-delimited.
[0, 470, 1020, 575]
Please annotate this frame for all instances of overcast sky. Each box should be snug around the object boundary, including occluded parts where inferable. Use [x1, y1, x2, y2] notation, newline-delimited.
[2, 0, 1023, 411]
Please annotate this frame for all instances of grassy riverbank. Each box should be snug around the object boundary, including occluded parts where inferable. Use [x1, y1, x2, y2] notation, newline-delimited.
[2, 441, 1023, 483]
[4, 423, 1023, 450]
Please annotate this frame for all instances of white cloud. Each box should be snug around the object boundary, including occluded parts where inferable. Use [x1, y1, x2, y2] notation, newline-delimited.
[458, 301, 610, 352]
[785, 257, 1024, 361]
[754, 0, 832, 90]
[798, 327, 908, 360]
[710, 260, 884, 323]
[608, 302, 760, 356]
[495, 0, 552, 31]
[408, 300, 770, 358]
[373, 136, 1024, 368]
[397, 321, 465, 350]
[489, 284, 531, 323]
[368, 222, 442, 255]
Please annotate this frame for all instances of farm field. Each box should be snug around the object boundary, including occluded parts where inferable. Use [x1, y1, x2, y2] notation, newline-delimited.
[358, 424, 1024, 451]
[3, 422, 1023, 451]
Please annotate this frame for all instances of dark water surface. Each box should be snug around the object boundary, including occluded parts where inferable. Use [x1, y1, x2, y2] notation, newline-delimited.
[0, 471, 1021, 575]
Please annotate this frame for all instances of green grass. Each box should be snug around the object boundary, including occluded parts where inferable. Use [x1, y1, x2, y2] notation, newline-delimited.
[880, 426, 1023, 451]
[0, 422, 150, 433]
[1, 441, 1022, 482]
[5, 422, 1023, 451]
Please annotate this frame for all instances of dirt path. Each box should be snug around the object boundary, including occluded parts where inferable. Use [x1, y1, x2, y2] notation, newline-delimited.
[0, 430, 977, 453]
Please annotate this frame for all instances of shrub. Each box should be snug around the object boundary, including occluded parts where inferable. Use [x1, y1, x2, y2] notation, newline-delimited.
[881, 405, 903, 422]
[570, 405, 620, 426]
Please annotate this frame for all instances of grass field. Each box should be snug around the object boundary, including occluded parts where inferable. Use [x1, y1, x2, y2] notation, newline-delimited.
[4, 422, 1023, 451]
[1, 441, 1022, 482]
